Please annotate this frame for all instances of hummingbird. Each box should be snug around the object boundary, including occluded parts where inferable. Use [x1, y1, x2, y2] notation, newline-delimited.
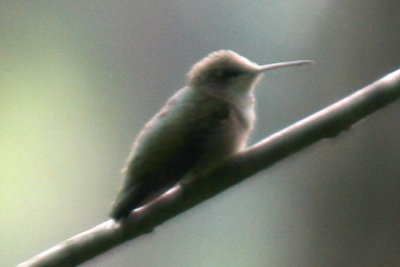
[109, 50, 312, 220]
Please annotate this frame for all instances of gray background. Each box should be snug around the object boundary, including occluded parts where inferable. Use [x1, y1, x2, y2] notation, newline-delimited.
[1, 1, 399, 266]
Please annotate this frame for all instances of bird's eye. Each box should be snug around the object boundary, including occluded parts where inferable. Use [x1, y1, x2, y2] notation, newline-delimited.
[216, 70, 242, 80]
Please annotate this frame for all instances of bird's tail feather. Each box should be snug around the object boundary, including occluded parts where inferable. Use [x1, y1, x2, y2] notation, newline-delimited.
[109, 187, 141, 220]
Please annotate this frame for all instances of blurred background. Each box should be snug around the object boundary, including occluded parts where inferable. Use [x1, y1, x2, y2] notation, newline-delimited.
[1, 1, 399, 266]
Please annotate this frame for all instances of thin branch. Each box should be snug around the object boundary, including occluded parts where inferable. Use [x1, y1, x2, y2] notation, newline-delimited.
[19, 69, 400, 267]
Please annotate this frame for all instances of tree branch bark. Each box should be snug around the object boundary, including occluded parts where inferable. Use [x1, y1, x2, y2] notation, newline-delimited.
[19, 69, 400, 267]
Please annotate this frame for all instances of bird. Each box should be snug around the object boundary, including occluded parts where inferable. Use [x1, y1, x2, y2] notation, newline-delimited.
[109, 50, 312, 220]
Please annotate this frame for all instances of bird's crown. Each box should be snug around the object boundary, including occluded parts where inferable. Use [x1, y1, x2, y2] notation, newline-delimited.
[187, 50, 260, 86]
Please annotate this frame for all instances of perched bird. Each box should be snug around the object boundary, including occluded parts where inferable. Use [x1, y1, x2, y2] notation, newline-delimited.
[109, 50, 312, 219]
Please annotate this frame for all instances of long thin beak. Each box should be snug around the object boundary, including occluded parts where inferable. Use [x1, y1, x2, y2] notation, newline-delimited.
[257, 60, 314, 73]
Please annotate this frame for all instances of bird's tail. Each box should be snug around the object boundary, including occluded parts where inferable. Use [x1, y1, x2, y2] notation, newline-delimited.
[109, 187, 141, 220]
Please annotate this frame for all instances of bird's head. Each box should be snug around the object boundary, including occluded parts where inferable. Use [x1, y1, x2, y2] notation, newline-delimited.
[187, 50, 312, 99]
[187, 50, 261, 91]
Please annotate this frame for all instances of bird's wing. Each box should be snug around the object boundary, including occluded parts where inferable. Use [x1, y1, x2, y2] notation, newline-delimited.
[109, 88, 230, 219]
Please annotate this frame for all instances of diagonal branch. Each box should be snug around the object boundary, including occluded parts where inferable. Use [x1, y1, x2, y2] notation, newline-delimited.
[19, 69, 400, 267]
